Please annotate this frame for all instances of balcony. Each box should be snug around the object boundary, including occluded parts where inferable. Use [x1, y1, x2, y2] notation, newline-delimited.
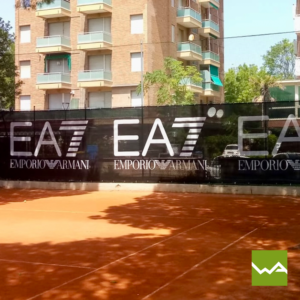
[77, 31, 112, 51]
[202, 51, 220, 67]
[36, 0, 71, 18]
[77, 0, 112, 14]
[36, 73, 71, 90]
[78, 70, 112, 88]
[197, 0, 220, 9]
[200, 20, 220, 38]
[36, 36, 71, 53]
[177, 8, 202, 28]
[177, 42, 202, 61]
[202, 82, 220, 96]
[180, 78, 203, 94]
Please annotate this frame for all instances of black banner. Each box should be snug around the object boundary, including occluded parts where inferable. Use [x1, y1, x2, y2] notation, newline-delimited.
[1, 102, 300, 184]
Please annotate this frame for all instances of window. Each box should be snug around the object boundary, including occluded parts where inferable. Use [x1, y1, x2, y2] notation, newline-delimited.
[49, 22, 70, 37]
[20, 26, 30, 43]
[171, 25, 175, 43]
[88, 54, 111, 71]
[88, 18, 111, 33]
[89, 92, 112, 108]
[131, 91, 142, 107]
[171, 0, 174, 7]
[131, 15, 143, 34]
[49, 94, 71, 110]
[20, 61, 31, 79]
[20, 96, 31, 111]
[131, 53, 142, 72]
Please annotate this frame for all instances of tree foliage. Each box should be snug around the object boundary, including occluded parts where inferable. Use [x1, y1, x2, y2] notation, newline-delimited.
[224, 64, 260, 103]
[225, 64, 283, 103]
[137, 57, 202, 105]
[16, 0, 55, 9]
[0, 18, 23, 109]
[262, 39, 295, 80]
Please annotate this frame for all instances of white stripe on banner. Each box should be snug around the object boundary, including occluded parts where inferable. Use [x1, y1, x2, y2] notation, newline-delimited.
[74, 131, 84, 136]
[72, 137, 83, 141]
[174, 117, 206, 122]
[180, 153, 193, 157]
[59, 126, 87, 131]
[187, 135, 199, 139]
[61, 121, 88, 125]
[189, 129, 201, 133]
[66, 153, 77, 157]
[70, 142, 80, 147]
[182, 147, 194, 151]
[68, 148, 79, 152]
[184, 141, 197, 145]
[172, 123, 204, 128]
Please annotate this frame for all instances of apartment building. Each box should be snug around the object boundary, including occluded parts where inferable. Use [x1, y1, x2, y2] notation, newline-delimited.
[15, 0, 224, 111]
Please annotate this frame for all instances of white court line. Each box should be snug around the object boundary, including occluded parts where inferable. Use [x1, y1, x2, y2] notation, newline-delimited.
[142, 227, 259, 299]
[0, 259, 96, 270]
[26, 219, 214, 300]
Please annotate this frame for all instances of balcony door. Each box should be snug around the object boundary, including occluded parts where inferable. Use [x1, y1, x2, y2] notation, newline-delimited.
[49, 22, 70, 37]
[88, 55, 111, 71]
[49, 93, 71, 110]
[88, 18, 111, 33]
[89, 92, 112, 108]
[48, 59, 69, 73]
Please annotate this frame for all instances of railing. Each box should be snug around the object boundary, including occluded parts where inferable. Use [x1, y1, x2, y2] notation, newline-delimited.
[37, 73, 71, 84]
[202, 82, 220, 92]
[36, 36, 71, 48]
[202, 20, 220, 32]
[178, 42, 202, 55]
[78, 70, 112, 81]
[78, 31, 112, 44]
[180, 78, 202, 88]
[77, 0, 112, 5]
[177, 8, 202, 23]
[36, 0, 70, 11]
[202, 51, 220, 62]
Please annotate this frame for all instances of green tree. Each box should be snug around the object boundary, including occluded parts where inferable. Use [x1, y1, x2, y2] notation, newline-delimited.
[0, 18, 23, 109]
[262, 39, 295, 80]
[224, 64, 260, 103]
[137, 57, 202, 105]
[250, 69, 283, 102]
[16, 0, 55, 9]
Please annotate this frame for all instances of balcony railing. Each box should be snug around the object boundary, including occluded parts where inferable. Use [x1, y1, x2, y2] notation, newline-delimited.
[202, 20, 220, 32]
[78, 31, 112, 44]
[202, 82, 220, 92]
[36, 0, 70, 11]
[180, 78, 202, 88]
[37, 73, 71, 84]
[78, 70, 112, 81]
[77, 0, 112, 5]
[36, 35, 71, 48]
[178, 42, 202, 55]
[202, 51, 220, 62]
[177, 8, 202, 23]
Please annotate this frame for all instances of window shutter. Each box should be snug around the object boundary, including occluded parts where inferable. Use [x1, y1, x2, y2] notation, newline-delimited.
[20, 61, 31, 78]
[131, 15, 143, 34]
[20, 26, 30, 43]
[131, 53, 142, 72]
[20, 96, 31, 111]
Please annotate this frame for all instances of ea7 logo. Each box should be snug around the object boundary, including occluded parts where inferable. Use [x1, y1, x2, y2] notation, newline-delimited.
[10, 121, 88, 158]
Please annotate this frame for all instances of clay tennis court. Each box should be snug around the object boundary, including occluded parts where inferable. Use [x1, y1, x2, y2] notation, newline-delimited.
[0, 188, 299, 300]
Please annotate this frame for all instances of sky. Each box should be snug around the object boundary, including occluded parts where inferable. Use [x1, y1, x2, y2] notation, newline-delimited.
[0, 0, 297, 71]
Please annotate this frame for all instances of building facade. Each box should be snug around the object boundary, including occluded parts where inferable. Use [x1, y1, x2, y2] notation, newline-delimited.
[15, 0, 224, 111]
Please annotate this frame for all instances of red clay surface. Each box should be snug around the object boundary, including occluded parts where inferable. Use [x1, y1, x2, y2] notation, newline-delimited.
[0, 189, 299, 300]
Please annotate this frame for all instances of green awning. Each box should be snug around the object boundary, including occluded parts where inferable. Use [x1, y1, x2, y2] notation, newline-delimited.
[44, 54, 71, 72]
[211, 75, 223, 86]
[210, 65, 219, 77]
[210, 2, 219, 10]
